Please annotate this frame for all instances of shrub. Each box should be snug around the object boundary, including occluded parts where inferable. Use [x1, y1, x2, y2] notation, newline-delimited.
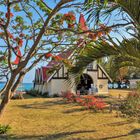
[61, 91, 107, 111]
[26, 89, 39, 97]
[136, 81, 140, 91]
[52, 93, 60, 98]
[41, 92, 49, 98]
[82, 96, 107, 110]
[0, 124, 11, 134]
[61, 91, 75, 102]
[120, 91, 140, 119]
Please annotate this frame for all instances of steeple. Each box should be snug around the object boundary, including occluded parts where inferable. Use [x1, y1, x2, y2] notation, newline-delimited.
[79, 14, 88, 31]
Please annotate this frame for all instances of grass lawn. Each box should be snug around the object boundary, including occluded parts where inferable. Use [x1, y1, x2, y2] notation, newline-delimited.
[0, 92, 140, 140]
[109, 89, 131, 98]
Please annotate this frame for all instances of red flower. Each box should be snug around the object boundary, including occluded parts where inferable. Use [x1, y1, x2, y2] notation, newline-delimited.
[8, 32, 14, 39]
[29, 36, 33, 40]
[99, 24, 106, 29]
[19, 33, 25, 37]
[54, 55, 63, 61]
[45, 53, 53, 58]
[75, 97, 83, 103]
[63, 12, 76, 21]
[18, 39, 23, 47]
[97, 31, 103, 37]
[14, 46, 19, 51]
[61, 91, 75, 102]
[88, 33, 97, 41]
[68, 23, 75, 28]
[5, 12, 14, 18]
[12, 48, 22, 65]
[63, 12, 76, 28]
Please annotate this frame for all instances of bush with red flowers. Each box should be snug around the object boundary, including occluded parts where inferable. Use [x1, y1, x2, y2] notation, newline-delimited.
[61, 91, 107, 111]
[61, 91, 76, 103]
[81, 95, 107, 110]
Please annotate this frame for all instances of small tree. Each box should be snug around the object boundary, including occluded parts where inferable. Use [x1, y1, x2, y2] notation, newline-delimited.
[0, 0, 82, 117]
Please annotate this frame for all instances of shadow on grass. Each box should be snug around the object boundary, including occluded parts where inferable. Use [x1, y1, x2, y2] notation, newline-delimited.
[3, 129, 140, 140]
[3, 130, 96, 140]
[63, 106, 109, 114]
[103, 119, 134, 127]
[46, 130, 96, 140]
[16, 99, 74, 110]
[45, 129, 140, 140]
[98, 129, 140, 140]
[63, 107, 86, 114]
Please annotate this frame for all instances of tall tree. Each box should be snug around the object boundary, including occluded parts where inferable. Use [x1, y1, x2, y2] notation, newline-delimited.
[0, 0, 84, 117]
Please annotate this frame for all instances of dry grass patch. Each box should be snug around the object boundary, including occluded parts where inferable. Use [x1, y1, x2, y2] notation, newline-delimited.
[109, 89, 131, 98]
[0, 96, 140, 140]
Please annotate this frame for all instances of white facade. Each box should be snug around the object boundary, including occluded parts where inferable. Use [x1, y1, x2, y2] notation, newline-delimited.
[34, 61, 112, 96]
[34, 13, 113, 96]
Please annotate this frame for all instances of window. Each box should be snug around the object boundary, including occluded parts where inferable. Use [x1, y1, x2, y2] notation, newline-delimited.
[87, 63, 93, 70]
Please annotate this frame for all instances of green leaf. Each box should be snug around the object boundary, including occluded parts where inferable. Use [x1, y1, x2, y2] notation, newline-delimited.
[14, 4, 21, 12]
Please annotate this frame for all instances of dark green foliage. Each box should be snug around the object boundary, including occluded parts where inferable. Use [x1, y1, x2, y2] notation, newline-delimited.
[136, 81, 140, 91]
[52, 93, 60, 98]
[35, 0, 52, 14]
[41, 92, 49, 98]
[0, 124, 11, 134]
[26, 89, 39, 97]
[26, 90, 50, 98]
[120, 91, 140, 119]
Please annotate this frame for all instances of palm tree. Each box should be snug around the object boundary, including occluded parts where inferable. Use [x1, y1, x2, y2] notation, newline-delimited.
[69, 0, 140, 80]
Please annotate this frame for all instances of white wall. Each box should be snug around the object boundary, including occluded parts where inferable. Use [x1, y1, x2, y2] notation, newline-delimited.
[84, 71, 98, 86]
[129, 79, 140, 89]
[50, 79, 76, 96]
[34, 84, 39, 91]
[38, 84, 44, 93]
[42, 82, 52, 95]
[97, 79, 108, 94]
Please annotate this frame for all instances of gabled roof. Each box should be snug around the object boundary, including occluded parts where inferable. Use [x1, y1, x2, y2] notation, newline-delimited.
[36, 50, 73, 83]
[41, 67, 49, 82]
[79, 14, 88, 31]
[47, 50, 72, 68]
[98, 64, 113, 82]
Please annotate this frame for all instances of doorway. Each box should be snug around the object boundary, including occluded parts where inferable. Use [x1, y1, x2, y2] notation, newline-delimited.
[77, 74, 93, 94]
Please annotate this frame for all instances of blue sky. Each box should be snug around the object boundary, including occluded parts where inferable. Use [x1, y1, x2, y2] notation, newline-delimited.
[0, 1, 133, 83]
[22, 2, 134, 83]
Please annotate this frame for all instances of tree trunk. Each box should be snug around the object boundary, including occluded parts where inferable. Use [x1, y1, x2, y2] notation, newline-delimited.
[0, 74, 16, 118]
[11, 72, 25, 98]
[0, 80, 9, 96]
[0, 91, 11, 118]
[0, 71, 25, 117]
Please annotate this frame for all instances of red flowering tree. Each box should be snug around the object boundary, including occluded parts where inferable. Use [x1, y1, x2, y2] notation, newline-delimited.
[0, 0, 113, 117]
[0, 0, 80, 117]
